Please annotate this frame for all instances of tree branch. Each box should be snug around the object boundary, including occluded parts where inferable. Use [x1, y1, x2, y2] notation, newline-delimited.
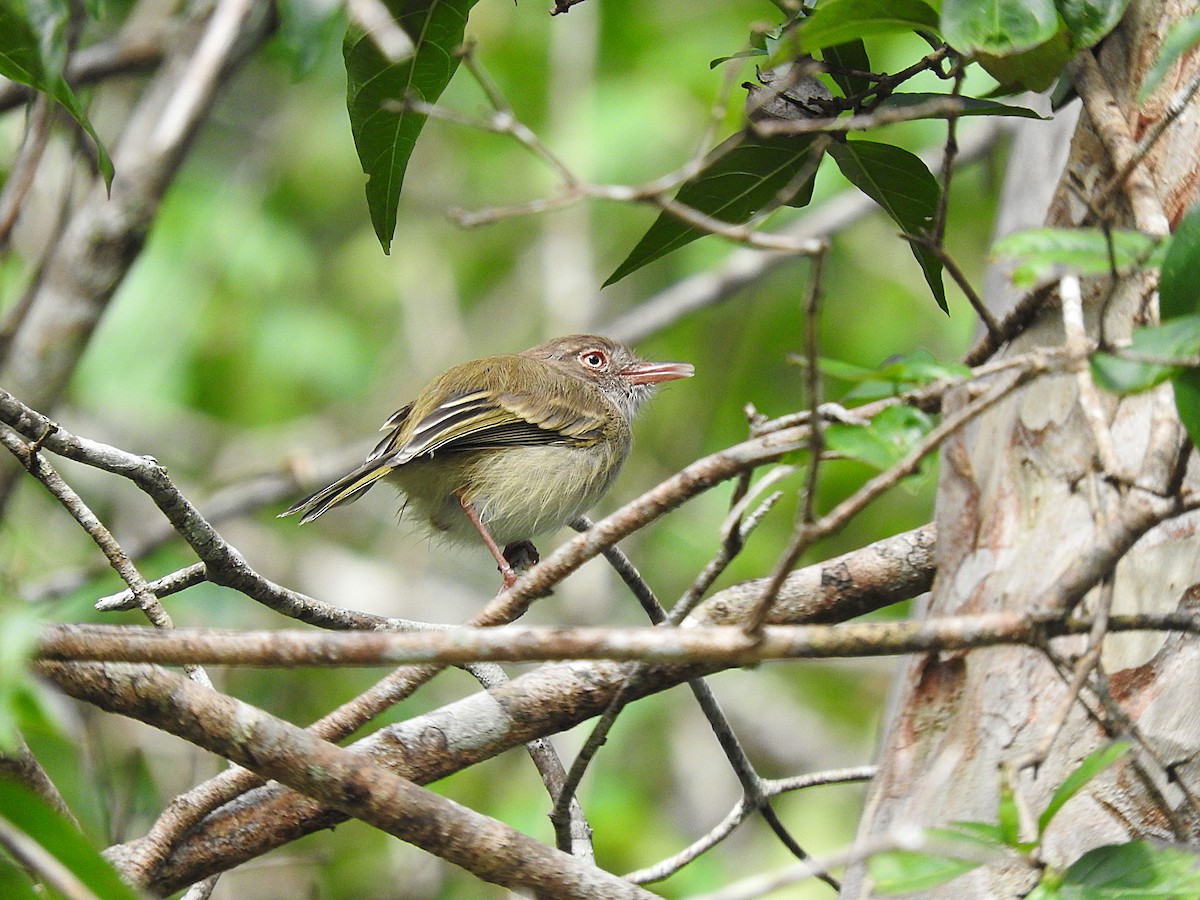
[38, 660, 654, 899]
[106, 523, 936, 892]
[37, 610, 1200, 668]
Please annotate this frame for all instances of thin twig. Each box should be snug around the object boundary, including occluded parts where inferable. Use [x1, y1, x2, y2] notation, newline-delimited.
[605, 119, 1004, 346]
[399, 74, 989, 249]
[454, 44, 580, 187]
[1059, 274, 1120, 475]
[742, 359, 1050, 633]
[801, 248, 827, 524]
[931, 61, 964, 246]
[1014, 579, 1115, 774]
[685, 676, 841, 891]
[0, 423, 212, 687]
[0, 390, 419, 632]
[557, 491, 824, 880]
[571, 516, 662, 622]
[0, 817, 96, 900]
[672, 473, 790, 625]
[751, 95, 974, 137]
[95, 563, 208, 611]
[689, 825, 1027, 900]
[906, 234, 1000, 337]
[0, 31, 166, 113]
[626, 766, 875, 884]
[180, 875, 219, 900]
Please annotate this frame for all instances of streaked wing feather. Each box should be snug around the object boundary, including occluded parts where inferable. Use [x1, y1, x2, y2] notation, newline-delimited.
[380, 403, 414, 431]
[404, 394, 495, 455]
[398, 395, 604, 462]
[368, 403, 415, 462]
[374, 356, 610, 464]
[280, 459, 394, 523]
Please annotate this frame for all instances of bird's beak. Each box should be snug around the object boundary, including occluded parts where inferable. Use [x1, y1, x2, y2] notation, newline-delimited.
[622, 360, 695, 385]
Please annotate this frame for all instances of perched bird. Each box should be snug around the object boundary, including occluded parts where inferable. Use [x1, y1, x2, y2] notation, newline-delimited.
[280, 334, 693, 587]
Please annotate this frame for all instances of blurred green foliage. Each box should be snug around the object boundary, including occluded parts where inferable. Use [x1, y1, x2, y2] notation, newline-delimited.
[0, 0, 1019, 895]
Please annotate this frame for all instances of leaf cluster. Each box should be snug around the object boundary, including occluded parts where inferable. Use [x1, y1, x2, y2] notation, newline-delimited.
[333, 0, 1138, 313]
[870, 743, 1200, 898]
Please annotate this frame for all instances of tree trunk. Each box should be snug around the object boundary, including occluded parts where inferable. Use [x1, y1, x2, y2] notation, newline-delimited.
[845, 2, 1200, 895]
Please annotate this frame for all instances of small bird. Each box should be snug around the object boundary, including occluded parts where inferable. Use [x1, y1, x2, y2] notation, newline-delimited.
[280, 334, 693, 587]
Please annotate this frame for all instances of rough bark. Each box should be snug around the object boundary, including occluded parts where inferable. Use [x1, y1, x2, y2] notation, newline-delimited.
[845, 2, 1200, 896]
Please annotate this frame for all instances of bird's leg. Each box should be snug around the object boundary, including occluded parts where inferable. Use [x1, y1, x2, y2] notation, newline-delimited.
[457, 494, 520, 589]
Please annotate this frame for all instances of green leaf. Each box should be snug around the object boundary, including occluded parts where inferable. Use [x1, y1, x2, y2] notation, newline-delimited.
[975, 27, 1073, 92]
[871, 850, 982, 894]
[997, 779, 1021, 846]
[1056, 0, 1131, 50]
[799, 0, 940, 53]
[1171, 368, 1200, 450]
[819, 357, 881, 382]
[603, 132, 821, 287]
[1140, 10, 1200, 102]
[1025, 883, 1062, 900]
[1037, 742, 1131, 837]
[870, 825, 1006, 894]
[874, 92, 1048, 120]
[0, 1, 114, 187]
[276, 0, 346, 79]
[345, 0, 478, 253]
[870, 354, 973, 386]
[0, 858, 41, 900]
[1059, 841, 1200, 896]
[940, 0, 1074, 91]
[1154, 203, 1200, 445]
[821, 349, 970, 401]
[945, 820, 1009, 842]
[711, 28, 773, 69]
[819, 39, 873, 99]
[1091, 317, 1200, 395]
[0, 780, 143, 900]
[709, 46, 769, 68]
[1159, 202, 1200, 320]
[0, 609, 43, 754]
[825, 405, 934, 470]
[991, 227, 1167, 288]
[828, 139, 946, 311]
[941, 0, 1061, 54]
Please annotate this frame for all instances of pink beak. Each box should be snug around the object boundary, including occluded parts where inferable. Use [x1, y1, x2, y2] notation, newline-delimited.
[622, 360, 695, 385]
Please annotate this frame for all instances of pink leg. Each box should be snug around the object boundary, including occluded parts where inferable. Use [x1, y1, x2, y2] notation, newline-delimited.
[458, 495, 519, 589]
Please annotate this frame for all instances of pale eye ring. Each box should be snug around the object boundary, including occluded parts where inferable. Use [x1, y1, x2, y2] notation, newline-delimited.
[579, 349, 608, 369]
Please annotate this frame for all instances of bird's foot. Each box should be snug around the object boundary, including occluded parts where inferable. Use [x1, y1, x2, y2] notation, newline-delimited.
[502, 540, 540, 576]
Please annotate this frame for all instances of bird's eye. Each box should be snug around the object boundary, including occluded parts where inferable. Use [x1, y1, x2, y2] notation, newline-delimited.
[579, 349, 608, 369]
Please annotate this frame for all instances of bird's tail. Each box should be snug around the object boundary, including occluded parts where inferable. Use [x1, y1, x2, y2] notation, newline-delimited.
[279, 460, 394, 524]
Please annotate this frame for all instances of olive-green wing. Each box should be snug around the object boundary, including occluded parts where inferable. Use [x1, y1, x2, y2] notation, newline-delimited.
[371, 356, 608, 465]
[280, 403, 414, 523]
